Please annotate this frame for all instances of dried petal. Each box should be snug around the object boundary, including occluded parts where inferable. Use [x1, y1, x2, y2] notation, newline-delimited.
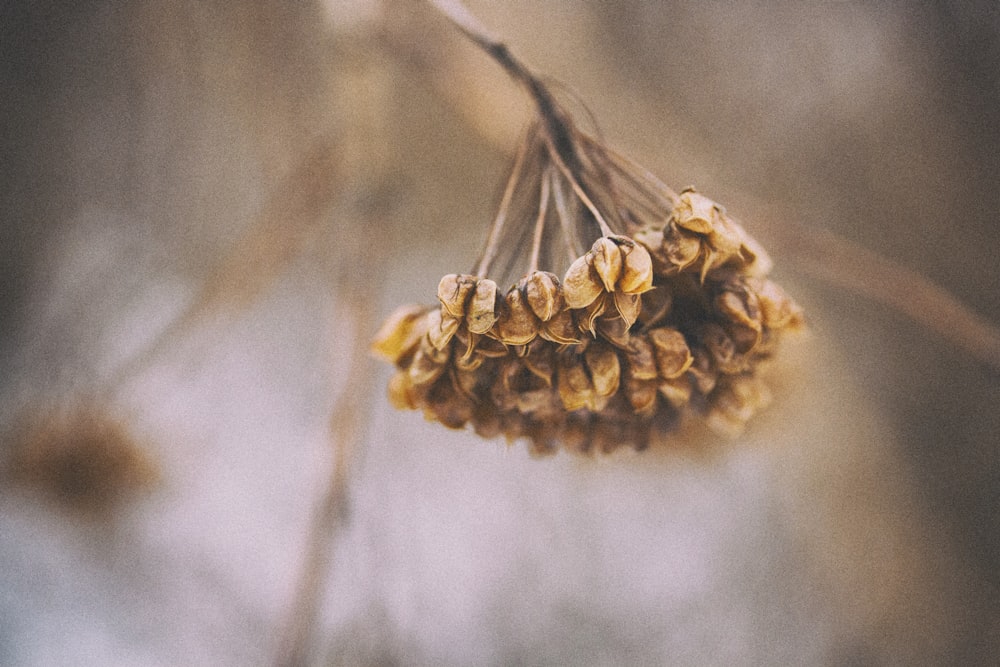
[524, 271, 565, 322]
[467, 278, 499, 334]
[648, 327, 694, 379]
[371, 304, 430, 365]
[591, 237, 623, 292]
[563, 253, 604, 308]
[612, 291, 642, 328]
[437, 273, 478, 319]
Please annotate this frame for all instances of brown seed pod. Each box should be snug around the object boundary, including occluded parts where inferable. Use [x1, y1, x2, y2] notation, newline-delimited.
[673, 188, 717, 235]
[539, 308, 582, 345]
[700, 323, 746, 375]
[557, 353, 595, 411]
[661, 222, 703, 272]
[407, 341, 449, 387]
[591, 237, 623, 292]
[648, 327, 694, 379]
[611, 291, 642, 328]
[757, 279, 804, 331]
[522, 338, 555, 386]
[594, 313, 631, 349]
[624, 335, 658, 381]
[584, 342, 621, 398]
[438, 273, 478, 319]
[426, 308, 461, 351]
[371, 304, 431, 365]
[657, 375, 692, 407]
[705, 375, 772, 437]
[614, 236, 655, 294]
[714, 280, 763, 353]
[625, 375, 659, 414]
[495, 285, 540, 345]
[467, 278, 499, 334]
[387, 371, 418, 410]
[563, 253, 604, 308]
[524, 271, 565, 322]
[687, 347, 718, 395]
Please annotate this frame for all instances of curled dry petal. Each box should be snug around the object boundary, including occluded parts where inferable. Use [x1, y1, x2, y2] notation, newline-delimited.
[437, 273, 478, 319]
[591, 237, 623, 292]
[467, 278, 499, 334]
[563, 253, 604, 308]
[371, 304, 431, 364]
[524, 271, 565, 322]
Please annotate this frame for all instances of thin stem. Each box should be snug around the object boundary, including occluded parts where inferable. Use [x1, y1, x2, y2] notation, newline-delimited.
[528, 167, 552, 273]
[550, 167, 583, 261]
[474, 127, 532, 276]
[544, 131, 613, 237]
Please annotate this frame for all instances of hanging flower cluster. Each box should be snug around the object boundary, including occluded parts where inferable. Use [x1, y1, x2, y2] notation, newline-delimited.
[373, 109, 802, 455]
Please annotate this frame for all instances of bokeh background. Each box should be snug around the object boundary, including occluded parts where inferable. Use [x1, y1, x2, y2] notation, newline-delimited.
[1, 0, 998, 664]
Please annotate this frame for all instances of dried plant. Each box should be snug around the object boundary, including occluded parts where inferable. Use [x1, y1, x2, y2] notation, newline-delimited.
[372, 1, 803, 455]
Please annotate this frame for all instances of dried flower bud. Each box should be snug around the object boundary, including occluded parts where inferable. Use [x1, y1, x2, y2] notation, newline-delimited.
[591, 237, 623, 292]
[563, 253, 604, 308]
[437, 273, 478, 319]
[524, 271, 564, 322]
[714, 279, 763, 353]
[701, 323, 745, 374]
[371, 304, 431, 365]
[467, 278, 499, 334]
[496, 285, 540, 345]
[648, 327, 694, 379]
[584, 342, 621, 398]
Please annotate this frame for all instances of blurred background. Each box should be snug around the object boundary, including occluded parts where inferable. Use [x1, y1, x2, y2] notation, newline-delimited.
[1, 0, 998, 664]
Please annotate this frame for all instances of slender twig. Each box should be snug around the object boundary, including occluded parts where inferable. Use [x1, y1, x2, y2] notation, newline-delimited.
[528, 166, 552, 273]
[550, 167, 582, 261]
[475, 126, 533, 276]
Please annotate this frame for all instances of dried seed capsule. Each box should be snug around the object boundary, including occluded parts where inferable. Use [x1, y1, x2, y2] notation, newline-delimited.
[426, 308, 461, 351]
[673, 188, 717, 234]
[757, 280, 804, 331]
[557, 353, 594, 411]
[595, 313, 631, 349]
[437, 274, 478, 319]
[371, 304, 431, 365]
[584, 342, 621, 398]
[540, 308, 581, 345]
[704, 214, 744, 272]
[657, 375, 692, 407]
[705, 376, 772, 437]
[517, 387, 560, 415]
[612, 291, 642, 328]
[687, 347, 717, 395]
[714, 280, 763, 353]
[524, 271, 565, 322]
[591, 237, 623, 292]
[563, 253, 604, 308]
[624, 335, 658, 381]
[559, 416, 593, 454]
[387, 371, 418, 410]
[662, 222, 703, 272]
[648, 327, 694, 379]
[426, 378, 473, 429]
[578, 293, 608, 336]
[467, 278, 499, 334]
[522, 338, 555, 386]
[495, 285, 540, 346]
[701, 323, 745, 374]
[736, 225, 773, 277]
[408, 343, 448, 386]
[625, 375, 658, 414]
[615, 237, 655, 294]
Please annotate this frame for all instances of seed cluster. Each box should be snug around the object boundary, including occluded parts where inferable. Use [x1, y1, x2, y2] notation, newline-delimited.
[373, 189, 802, 455]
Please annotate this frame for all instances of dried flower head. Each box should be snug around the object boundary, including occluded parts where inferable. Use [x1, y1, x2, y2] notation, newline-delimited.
[371, 26, 803, 456]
